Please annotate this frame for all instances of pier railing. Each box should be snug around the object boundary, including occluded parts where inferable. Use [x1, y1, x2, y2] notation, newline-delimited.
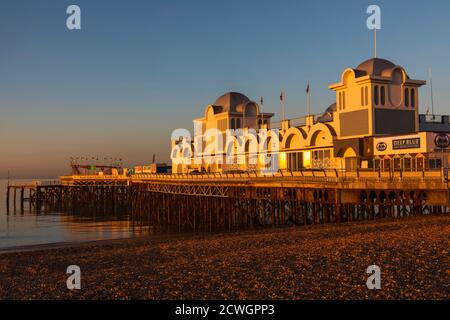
[59, 168, 448, 185]
[7, 180, 60, 188]
[131, 168, 447, 183]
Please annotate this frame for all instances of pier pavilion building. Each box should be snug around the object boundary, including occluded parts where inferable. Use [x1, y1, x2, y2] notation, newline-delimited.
[171, 58, 450, 174]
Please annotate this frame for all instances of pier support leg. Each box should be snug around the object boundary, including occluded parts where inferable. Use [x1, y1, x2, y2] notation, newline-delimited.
[13, 188, 17, 212]
[6, 186, 10, 214]
[20, 187, 24, 213]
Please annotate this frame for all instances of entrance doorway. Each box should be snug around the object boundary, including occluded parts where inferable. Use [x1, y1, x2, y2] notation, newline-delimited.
[342, 147, 358, 171]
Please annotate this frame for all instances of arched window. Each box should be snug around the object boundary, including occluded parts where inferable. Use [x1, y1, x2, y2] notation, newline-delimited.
[380, 86, 385, 106]
[404, 88, 409, 107]
[231, 118, 235, 129]
[342, 92, 346, 109]
[374, 86, 379, 105]
[339, 92, 342, 110]
[236, 118, 241, 128]
[245, 103, 257, 116]
[411, 89, 415, 107]
[365, 86, 369, 105]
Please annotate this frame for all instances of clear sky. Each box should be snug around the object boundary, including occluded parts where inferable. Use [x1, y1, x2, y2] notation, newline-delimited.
[1, 0, 449, 178]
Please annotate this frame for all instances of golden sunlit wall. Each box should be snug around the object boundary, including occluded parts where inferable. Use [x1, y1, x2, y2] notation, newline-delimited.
[279, 152, 287, 170]
[303, 151, 311, 168]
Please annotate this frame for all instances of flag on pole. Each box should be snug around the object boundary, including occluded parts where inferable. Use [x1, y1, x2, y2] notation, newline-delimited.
[280, 90, 285, 121]
[260, 97, 265, 128]
[306, 82, 311, 116]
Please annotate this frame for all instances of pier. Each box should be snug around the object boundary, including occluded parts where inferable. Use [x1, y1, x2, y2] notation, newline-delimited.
[6, 180, 60, 214]
[6, 169, 449, 232]
[128, 169, 450, 232]
[6, 182, 38, 213]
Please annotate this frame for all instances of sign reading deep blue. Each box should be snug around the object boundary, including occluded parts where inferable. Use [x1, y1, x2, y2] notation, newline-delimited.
[392, 138, 420, 150]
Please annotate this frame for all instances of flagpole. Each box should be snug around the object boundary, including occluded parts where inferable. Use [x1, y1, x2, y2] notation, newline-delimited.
[309, 85, 311, 116]
[306, 92, 308, 117]
[261, 112, 264, 129]
[260, 97, 264, 129]
[306, 82, 311, 116]
[429, 68, 434, 116]
[374, 29, 377, 58]
[308, 91, 311, 116]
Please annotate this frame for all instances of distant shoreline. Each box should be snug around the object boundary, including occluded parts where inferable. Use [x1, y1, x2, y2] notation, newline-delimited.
[0, 227, 293, 255]
[0, 237, 136, 255]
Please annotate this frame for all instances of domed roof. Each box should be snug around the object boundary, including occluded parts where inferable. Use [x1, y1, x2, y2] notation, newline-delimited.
[213, 92, 250, 113]
[317, 103, 336, 123]
[325, 103, 337, 113]
[356, 58, 396, 76]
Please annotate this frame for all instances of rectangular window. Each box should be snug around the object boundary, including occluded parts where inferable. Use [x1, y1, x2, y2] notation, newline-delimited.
[404, 157, 412, 170]
[287, 152, 303, 171]
[374, 159, 381, 170]
[365, 86, 369, 106]
[313, 151, 319, 160]
[429, 158, 442, 169]
[311, 149, 331, 168]
[293, 153, 297, 171]
[405, 88, 409, 107]
[383, 159, 391, 171]
[374, 86, 379, 105]
[361, 87, 364, 106]
[394, 157, 401, 170]
[296, 153, 302, 171]
[411, 89, 416, 108]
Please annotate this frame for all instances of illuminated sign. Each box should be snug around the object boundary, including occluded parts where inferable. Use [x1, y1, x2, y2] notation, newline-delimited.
[376, 142, 387, 151]
[434, 133, 450, 149]
[392, 138, 420, 150]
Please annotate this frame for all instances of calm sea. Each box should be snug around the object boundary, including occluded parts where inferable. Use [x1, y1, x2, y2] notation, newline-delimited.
[0, 179, 148, 250]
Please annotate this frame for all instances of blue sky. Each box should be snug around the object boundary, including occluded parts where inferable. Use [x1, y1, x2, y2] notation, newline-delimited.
[1, 0, 449, 178]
